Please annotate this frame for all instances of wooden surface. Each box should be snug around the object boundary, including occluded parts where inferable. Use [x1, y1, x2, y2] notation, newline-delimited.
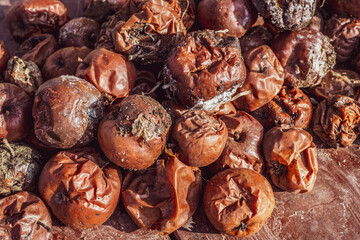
[0, 1, 360, 239]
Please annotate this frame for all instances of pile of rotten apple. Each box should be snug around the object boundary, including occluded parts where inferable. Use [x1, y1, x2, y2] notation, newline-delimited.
[0, 0, 360, 238]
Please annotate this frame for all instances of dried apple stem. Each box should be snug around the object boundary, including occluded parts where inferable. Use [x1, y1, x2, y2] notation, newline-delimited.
[3, 138, 15, 157]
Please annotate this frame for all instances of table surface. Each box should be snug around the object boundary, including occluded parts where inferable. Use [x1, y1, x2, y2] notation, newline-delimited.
[0, 1, 359, 239]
